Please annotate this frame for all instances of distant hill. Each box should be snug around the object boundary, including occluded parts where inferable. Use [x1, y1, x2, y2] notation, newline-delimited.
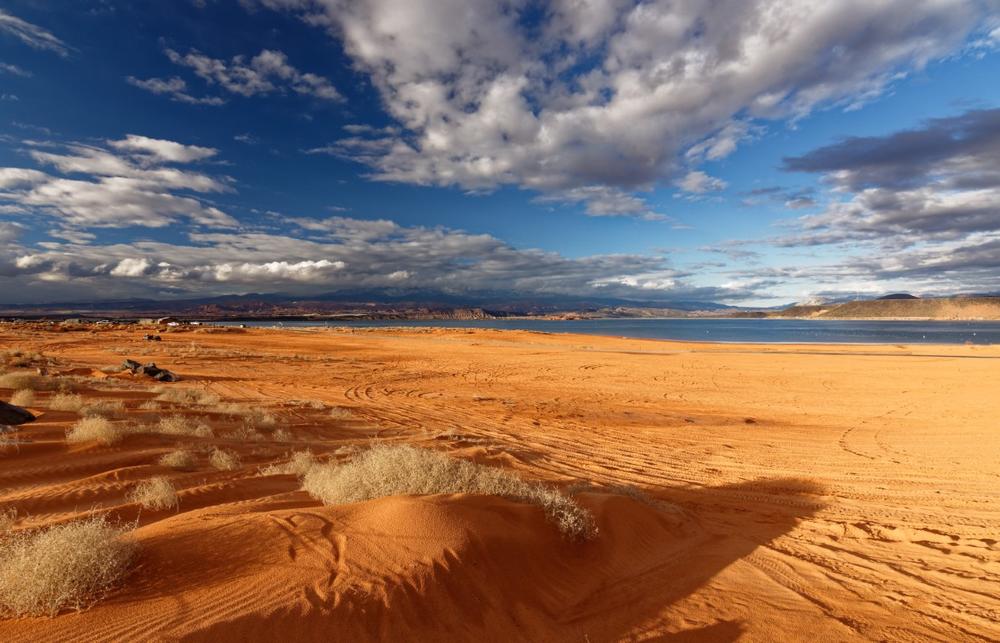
[877, 293, 919, 300]
[772, 296, 1000, 320]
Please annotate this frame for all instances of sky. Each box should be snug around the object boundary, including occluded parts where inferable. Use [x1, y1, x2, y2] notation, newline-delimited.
[1, 0, 999, 307]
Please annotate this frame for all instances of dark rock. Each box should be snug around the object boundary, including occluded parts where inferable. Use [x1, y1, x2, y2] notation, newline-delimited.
[139, 363, 179, 382]
[0, 401, 35, 426]
[122, 359, 142, 373]
[144, 334, 162, 342]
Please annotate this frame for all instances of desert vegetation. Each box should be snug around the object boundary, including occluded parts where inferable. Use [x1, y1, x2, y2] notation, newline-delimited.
[158, 448, 196, 470]
[209, 448, 241, 471]
[303, 444, 596, 540]
[9, 389, 34, 406]
[0, 515, 137, 617]
[49, 393, 84, 412]
[127, 478, 179, 511]
[260, 449, 316, 477]
[65, 417, 126, 446]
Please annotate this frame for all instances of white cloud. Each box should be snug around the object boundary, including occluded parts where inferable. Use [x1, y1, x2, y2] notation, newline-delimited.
[677, 171, 727, 194]
[110, 257, 152, 277]
[0, 9, 71, 56]
[126, 76, 226, 106]
[268, 0, 989, 217]
[0, 136, 237, 229]
[0, 216, 756, 303]
[108, 134, 218, 163]
[162, 47, 342, 101]
[0, 62, 31, 77]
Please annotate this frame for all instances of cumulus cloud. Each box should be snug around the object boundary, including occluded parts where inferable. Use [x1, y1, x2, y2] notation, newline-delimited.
[0, 215, 759, 304]
[161, 47, 341, 101]
[0, 136, 237, 228]
[126, 76, 226, 106]
[266, 0, 991, 217]
[676, 171, 727, 194]
[0, 9, 72, 56]
[782, 108, 1000, 245]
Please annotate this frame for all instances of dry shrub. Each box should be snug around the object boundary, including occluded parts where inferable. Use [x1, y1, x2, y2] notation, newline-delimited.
[66, 417, 126, 446]
[137, 400, 161, 411]
[260, 450, 315, 477]
[127, 477, 179, 511]
[9, 389, 34, 406]
[303, 445, 596, 540]
[328, 406, 353, 420]
[0, 509, 16, 533]
[209, 448, 240, 471]
[81, 400, 126, 419]
[158, 448, 196, 470]
[0, 515, 137, 617]
[0, 372, 44, 391]
[154, 387, 220, 407]
[1, 350, 45, 368]
[272, 428, 293, 442]
[213, 403, 276, 429]
[228, 425, 265, 442]
[50, 393, 84, 412]
[157, 415, 212, 438]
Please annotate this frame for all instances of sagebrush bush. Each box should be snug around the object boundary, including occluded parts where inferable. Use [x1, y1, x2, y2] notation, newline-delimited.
[9, 389, 34, 406]
[0, 509, 16, 533]
[260, 450, 315, 477]
[209, 448, 240, 471]
[127, 477, 179, 511]
[158, 448, 196, 470]
[154, 387, 220, 407]
[0, 515, 137, 617]
[157, 415, 212, 437]
[328, 407, 353, 420]
[0, 372, 42, 391]
[80, 400, 126, 419]
[50, 393, 84, 412]
[303, 445, 596, 540]
[66, 417, 126, 446]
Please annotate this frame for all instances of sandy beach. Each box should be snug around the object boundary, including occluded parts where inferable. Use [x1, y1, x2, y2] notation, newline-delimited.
[1, 324, 998, 642]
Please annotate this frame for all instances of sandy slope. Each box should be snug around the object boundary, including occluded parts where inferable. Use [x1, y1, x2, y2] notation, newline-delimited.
[0, 324, 998, 642]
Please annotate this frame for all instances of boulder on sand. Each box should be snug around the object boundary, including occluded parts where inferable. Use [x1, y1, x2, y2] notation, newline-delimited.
[0, 401, 35, 426]
[121, 359, 179, 382]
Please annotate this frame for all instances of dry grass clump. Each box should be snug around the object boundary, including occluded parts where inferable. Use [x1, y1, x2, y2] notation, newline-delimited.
[303, 445, 596, 540]
[49, 393, 84, 412]
[156, 415, 212, 438]
[0, 509, 16, 533]
[260, 450, 316, 477]
[1, 349, 45, 368]
[127, 477, 179, 511]
[0, 515, 137, 617]
[328, 406, 353, 420]
[137, 400, 161, 411]
[228, 425, 265, 442]
[66, 417, 128, 446]
[209, 448, 241, 471]
[154, 387, 220, 407]
[158, 448, 196, 470]
[213, 403, 276, 429]
[80, 400, 126, 419]
[9, 389, 34, 406]
[0, 372, 45, 391]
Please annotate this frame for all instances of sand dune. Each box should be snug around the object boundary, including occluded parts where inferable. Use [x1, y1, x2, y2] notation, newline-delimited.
[1, 325, 998, 641]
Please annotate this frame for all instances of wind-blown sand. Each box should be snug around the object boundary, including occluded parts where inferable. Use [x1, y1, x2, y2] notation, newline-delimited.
[0, 324, 998, 641]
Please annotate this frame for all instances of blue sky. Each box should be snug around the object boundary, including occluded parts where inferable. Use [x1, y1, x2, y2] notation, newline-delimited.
[1, 1, 999, 306]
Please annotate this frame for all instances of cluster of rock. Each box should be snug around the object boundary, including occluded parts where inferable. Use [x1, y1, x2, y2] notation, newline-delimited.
[1, 401, 35, 434]
[122, 359, 179, 382]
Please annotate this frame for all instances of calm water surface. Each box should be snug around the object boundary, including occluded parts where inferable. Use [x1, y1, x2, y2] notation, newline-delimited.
[223, 318, 1000, 345]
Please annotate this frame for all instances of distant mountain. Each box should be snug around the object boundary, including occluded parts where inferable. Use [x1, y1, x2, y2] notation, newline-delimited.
[878, 293, 919, 300]
[772, 295, 1000, 320]
[0, 288, 737, 319]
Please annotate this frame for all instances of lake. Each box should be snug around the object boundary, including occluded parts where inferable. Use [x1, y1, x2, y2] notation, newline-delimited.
[221, 318, 1000, 345]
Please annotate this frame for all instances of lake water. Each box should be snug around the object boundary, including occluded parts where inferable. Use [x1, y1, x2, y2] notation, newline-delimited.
[222, 318, 1000, 345]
